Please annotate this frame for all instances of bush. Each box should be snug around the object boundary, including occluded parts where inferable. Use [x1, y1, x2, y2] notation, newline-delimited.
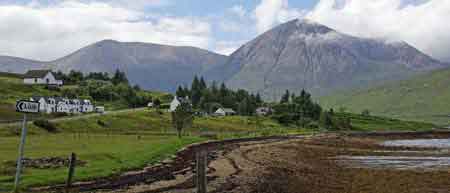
[272, 113, 296, 125]
[97, 120, 110, 127]
[159, 104, 170, 109]
[53, 112, 69, 118]
[33, 119, 59, 133]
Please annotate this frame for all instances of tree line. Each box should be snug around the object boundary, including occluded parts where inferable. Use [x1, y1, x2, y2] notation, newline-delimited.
[175, 76, 263, 115]
[274, 89, 352, 130]
[57, 69, 152, 108]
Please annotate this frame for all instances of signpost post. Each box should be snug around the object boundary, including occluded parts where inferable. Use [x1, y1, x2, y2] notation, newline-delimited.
[13, 100, 39, 193]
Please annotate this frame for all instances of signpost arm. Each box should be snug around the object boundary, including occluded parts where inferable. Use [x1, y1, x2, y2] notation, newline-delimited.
[13, 114, 27, 193]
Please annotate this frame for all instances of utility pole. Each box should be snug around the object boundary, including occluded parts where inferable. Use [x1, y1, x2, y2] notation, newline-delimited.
[13, 100, 39, 193]
[13, 114, 27, 193]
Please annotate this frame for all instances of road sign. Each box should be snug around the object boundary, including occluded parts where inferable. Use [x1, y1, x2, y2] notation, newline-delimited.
[16, 100, 40, 113]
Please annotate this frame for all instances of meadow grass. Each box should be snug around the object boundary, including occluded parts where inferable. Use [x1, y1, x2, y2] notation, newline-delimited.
[0, 134, 203, 190]
[336, 113, 436, 131]
[319, 68, 450, 126]
[0, 108, 437, 190]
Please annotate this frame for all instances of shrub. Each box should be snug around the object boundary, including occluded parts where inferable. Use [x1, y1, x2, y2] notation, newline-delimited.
[97, 119, 110, 127]
[272, 113, 296, 125]
[33, 119, 59, 133]
[53, 112, 69, 118]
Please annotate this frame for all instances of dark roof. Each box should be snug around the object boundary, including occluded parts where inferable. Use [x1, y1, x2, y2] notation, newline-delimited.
[23, 70, 52, 78]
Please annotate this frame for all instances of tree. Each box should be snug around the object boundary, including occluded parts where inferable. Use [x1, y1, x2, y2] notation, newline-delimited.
[176, 86, 186, 97]
[171, 100, 193, 138]
[153, 98, 161, 108]
[280, 90, 290, 103]
[255, 93, 263, 104]
[319, 111, 334, 130]
[199, 77, 207, 90]
[112, 69, 128, 85]
[361, 109, 371, 117]
[67, 70, 84, 84]
[191, 76, 202, 107]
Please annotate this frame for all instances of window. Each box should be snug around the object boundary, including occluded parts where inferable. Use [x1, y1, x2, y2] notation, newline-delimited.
[34, 78, 37, 83]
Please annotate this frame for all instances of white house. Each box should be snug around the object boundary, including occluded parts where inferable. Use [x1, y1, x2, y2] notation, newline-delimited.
[56, 98, 70, 113]
[81, 99, 94, 113]
[23, 70, 63, 86]
[169, 96, 181, 112]
[29, 96, 94, 114]
[30, 96, 55, 114]
[214, 108, 236, 116]
[168, 96, 191, 112]
[255, 107, 273, 116]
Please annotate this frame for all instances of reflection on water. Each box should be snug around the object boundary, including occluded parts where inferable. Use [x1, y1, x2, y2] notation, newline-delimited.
[336, 138, 450, 170]
[383, 139, 450, 148]
[336, 156, 450, 170]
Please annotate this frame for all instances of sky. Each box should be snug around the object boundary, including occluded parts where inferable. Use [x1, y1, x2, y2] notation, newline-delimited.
[0, 0, 449, 62]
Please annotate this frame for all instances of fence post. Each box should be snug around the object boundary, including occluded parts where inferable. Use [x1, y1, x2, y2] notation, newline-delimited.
[196, 150, 207, 193]
[65, 153, 77, 193]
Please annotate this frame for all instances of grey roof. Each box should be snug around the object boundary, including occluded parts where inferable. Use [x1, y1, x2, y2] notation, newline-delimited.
[23, 70, 52, 78]
[222, 108, 235, 113]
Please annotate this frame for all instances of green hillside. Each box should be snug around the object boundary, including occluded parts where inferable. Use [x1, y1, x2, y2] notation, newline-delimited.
[0, 74, 170, 121]
[319, 68, 450, 126]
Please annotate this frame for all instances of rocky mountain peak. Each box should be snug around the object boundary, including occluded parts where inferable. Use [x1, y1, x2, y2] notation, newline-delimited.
[291, 18, 335, 35]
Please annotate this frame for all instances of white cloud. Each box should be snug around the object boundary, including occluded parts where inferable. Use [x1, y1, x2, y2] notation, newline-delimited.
[99, 0, 171, 10]
[229, 5, 247, 18]
[307, 0, 450, 61]
[214, 40, 246, 56]
[0, 1, 210, 61]
[254, 0, 305, 34]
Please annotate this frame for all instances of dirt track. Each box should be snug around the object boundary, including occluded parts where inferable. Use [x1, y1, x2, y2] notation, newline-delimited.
[36, 131, 450, 193]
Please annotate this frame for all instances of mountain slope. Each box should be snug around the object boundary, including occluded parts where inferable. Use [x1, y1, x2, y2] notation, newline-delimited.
[0, 56, 48, 73]
[51, 40, 228, 92]
[0, 40, 228, 92]
[319, 67, 450, 125]
[216, 19, 446, 100]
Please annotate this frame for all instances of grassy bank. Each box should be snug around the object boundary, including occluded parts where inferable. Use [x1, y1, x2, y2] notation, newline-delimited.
[319, 68, 450, 126]
[336, 113, 436, 131]
[0, 134, 202, 190]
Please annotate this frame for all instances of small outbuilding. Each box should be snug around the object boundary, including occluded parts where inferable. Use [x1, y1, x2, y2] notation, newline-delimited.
[255, 107, 273, 116]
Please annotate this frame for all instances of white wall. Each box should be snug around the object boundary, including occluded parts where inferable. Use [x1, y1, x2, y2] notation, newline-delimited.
[23, 72, 62, 85]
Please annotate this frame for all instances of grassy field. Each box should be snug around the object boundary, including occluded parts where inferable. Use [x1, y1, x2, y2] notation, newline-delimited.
[0, 91, 440, 191]
[0, 134, 202, 190]
[0, 109, 302, 190]
[319, 68, 450, 126]
[336, 113, 436, 131]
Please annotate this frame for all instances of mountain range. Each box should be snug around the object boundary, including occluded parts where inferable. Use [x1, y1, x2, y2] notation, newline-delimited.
[216, 19, 446, 100]
[0, 19, 447, 98]
[0, 41, 227, 92]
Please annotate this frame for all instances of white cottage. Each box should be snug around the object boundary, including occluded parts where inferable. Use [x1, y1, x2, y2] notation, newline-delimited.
[23, 70, 63, 86]
[56, 98, 70, 113]
[214, 108, 236, 116]
[30, 96, 55, 114]
[168, 96, 191, 112]
[81, 99, 94, 113]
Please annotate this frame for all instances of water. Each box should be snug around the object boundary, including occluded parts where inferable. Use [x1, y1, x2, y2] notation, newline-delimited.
[336, 156, 450, 170]
[336, 138, 450, 170]
[382, 138, 450, 148]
